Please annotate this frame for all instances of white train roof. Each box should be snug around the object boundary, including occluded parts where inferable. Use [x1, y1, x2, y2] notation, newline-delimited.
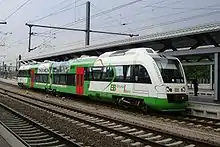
[99, 48, 158, 58]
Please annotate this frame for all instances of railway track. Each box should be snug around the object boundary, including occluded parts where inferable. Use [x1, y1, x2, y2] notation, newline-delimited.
[156, 114, 220, 131]
[0, 88, 218, 147]
[1, 80, 220, 131]
[0, 103, 84, 147]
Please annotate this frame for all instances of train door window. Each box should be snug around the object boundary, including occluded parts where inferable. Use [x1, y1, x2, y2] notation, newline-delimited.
[92, 67, 103, 80]
[134, 65, 151, 84]
[60, 75, 66, 85]
[114, 66, 124, 82]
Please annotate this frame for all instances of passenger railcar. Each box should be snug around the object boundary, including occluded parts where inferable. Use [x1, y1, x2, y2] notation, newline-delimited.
[17, 48, 188, 111]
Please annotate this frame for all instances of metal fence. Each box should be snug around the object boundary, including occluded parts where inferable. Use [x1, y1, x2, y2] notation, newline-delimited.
[0, 65, 17, 79]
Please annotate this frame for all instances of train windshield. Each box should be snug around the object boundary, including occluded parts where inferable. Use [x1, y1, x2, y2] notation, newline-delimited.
[154, 58, 184, 83]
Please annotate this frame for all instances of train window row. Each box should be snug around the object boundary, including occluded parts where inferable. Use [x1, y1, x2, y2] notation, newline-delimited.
[19, 65, 151, 84]
[34, 74, 75, 85]
[17, 70, 30, 77]
[35, 74, 48, 83]
[53, 74, 75, 85]
[85, 64, 152, 84]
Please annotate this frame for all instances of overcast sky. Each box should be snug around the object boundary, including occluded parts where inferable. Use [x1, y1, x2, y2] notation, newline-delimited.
[0, 0, 220, 64]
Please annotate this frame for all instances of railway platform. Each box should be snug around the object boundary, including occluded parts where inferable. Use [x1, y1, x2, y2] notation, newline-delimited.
[0, 77, 219, 119]
[0, 123, 26, 147]
[0, 135, 11, 147]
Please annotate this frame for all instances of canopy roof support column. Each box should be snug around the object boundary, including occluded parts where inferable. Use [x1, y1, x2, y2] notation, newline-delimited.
[214, 53, 220, 101]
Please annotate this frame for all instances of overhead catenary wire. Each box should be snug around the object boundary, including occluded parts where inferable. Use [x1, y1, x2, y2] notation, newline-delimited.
[90, 0, 182, 30]
[96, 3, 220, 30]
[91, 0, 220, 30]
[26, 0, 146, 48]
[32, 0, 218, 51]
[4, 0, 32, 20]
[27, 0, 145, 39]
[132, 10, 220, 33]
[11, 0, 220, 54]
[53, 10, 220, 51]
[29, 1, 86, 23]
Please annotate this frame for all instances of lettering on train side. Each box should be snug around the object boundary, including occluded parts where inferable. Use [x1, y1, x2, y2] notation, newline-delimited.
[110, 84, 130, 93]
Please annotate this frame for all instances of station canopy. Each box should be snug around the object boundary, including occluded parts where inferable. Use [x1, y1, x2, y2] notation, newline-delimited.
[25, 23, 220, 62]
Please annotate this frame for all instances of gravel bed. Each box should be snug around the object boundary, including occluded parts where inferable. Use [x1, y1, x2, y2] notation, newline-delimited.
[0, 96, 126, 147]
[1, 82, 220, 145]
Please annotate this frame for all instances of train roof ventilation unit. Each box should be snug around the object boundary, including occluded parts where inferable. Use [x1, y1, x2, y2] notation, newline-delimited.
[80, 55, 98, 58]
[145, 48, 154, 53]
[109, 49, 130, 57]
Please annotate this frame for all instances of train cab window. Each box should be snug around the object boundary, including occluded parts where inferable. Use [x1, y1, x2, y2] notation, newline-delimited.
[134, 65, 151, 84]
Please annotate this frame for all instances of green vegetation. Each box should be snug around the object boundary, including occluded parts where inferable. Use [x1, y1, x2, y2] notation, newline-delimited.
[183, 65, 211, 83]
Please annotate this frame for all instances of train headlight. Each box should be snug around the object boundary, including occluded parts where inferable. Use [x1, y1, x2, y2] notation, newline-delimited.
[166, 87, 172, 92]
[166, 87, 170, 92]
[181, 87, 185, 92]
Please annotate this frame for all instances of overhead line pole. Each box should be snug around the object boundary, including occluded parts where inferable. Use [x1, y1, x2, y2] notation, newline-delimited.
[85, 1, 90, 45]
[26, 1, 139, 52]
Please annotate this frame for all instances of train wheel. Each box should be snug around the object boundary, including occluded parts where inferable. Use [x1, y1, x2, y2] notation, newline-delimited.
[52, 89, 56, 96]
[139, 103, 148, 114]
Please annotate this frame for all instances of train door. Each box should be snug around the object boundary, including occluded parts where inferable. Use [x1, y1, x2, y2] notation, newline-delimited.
[76, 67, 84, 95]
[30, 69, 35, 88]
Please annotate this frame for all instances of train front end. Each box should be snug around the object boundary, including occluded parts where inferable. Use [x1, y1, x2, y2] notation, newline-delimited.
[153, 56, 188, 111]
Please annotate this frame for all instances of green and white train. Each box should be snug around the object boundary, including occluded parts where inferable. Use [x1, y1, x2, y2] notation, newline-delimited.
[17, 48, 188, 111]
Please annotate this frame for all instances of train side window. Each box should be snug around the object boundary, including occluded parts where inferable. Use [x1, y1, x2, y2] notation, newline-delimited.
[84, 67, 93, 81]
[44, 74, 48, 83]
[92, 67, 103, 80]
[28, 70, 31, 77]
[66, 74, 75, 85]
[114, 66, 124, 82]
[54, 75, 60, 84]
[102, 66, 113, 81]
[42, 75, 45, 83]
[35, 74, 39, 82]
[134, 65, 152, 84]
[60, 75, 66, 85]
[39, 74, 43, 83]
[125, 65, 134, 82]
